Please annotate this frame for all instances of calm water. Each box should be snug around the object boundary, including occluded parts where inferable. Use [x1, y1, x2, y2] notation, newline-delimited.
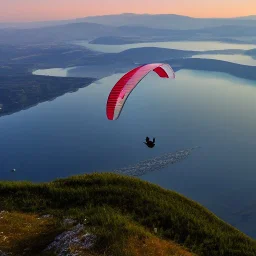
[1, 69, 256, 237]
[192, 54, 256, 66]
[73, 40, 256, 53]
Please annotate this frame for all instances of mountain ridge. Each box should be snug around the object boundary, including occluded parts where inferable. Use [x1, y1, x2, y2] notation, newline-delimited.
[1, 13, 256, 29]
[0, 172, 256, 255]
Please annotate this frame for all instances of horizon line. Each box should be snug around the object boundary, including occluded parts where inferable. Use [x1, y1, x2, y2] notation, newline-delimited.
[1, 12, 256, 24]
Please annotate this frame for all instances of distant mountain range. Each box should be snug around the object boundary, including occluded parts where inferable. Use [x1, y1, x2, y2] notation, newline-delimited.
[1, 13, 256, 45]
[78, 13, 256, 29]
[1, 23, 256, 45]
[0, 22, 115, 44]
[1, 13, 256, 29]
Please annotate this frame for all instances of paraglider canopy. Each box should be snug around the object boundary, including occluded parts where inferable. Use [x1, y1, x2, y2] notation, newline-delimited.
[106, 63, 175, 120]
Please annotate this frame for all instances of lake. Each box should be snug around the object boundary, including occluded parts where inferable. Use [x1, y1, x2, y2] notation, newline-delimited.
[73, 40, 256, 53]
[1, 68, 256, 238]
[71, 40, 256, 67]
[192, 54, 256, 66]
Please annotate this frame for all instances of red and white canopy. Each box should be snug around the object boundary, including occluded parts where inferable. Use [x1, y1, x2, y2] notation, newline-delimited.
[106, 63, 175, 120]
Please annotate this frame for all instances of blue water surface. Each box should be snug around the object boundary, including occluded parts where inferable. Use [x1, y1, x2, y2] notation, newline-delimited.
[1, 69, 256, 237]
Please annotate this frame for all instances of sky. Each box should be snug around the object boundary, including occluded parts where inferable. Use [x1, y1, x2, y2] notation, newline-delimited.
[1, 0, 256, 22]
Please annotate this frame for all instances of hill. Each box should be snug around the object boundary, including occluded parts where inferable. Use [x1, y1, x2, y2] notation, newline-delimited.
[0, 75, 95, 117]
[167, 58, 256, 81]
[0, 173, 256, 255]
[0, 22, 115, 44]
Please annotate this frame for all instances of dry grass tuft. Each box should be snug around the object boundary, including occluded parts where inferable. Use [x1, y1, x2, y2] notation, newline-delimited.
[125, 235, 195, 256]
[0, 211, 61, 255]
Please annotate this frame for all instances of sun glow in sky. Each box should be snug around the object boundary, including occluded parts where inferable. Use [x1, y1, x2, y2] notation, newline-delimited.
[1, 0, 256, 22]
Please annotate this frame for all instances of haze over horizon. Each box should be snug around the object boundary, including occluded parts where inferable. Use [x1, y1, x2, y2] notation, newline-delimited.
[1, 0, 256, 22]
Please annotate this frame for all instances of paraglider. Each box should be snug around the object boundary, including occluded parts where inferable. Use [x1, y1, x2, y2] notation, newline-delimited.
[106, 63, 175, 120]
[144, 137, 156, 148]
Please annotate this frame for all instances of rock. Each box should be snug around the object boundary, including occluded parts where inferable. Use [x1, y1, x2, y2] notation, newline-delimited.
[37, 214, 52, 220]
[41, 214, 52, 218]
[44, 224, 96, 256]
[63, 218, 77, 226]
[0, 250, 8, 256]
[81, 233, 96, 249]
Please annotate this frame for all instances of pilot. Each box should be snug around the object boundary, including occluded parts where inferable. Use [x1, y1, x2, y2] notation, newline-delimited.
[144, 137, 155, 148]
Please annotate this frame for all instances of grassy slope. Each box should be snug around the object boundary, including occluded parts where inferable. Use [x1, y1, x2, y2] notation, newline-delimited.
[0, 173, 256, 256]
[0, 211, 62, 255]
[0, 212, 194, 256]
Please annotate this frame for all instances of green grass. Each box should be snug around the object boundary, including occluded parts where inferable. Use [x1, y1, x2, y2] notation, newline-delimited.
[0, 173, 256, 256]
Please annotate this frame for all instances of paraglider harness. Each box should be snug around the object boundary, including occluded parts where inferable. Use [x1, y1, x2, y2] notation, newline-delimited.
[144, 137, 155, 148]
